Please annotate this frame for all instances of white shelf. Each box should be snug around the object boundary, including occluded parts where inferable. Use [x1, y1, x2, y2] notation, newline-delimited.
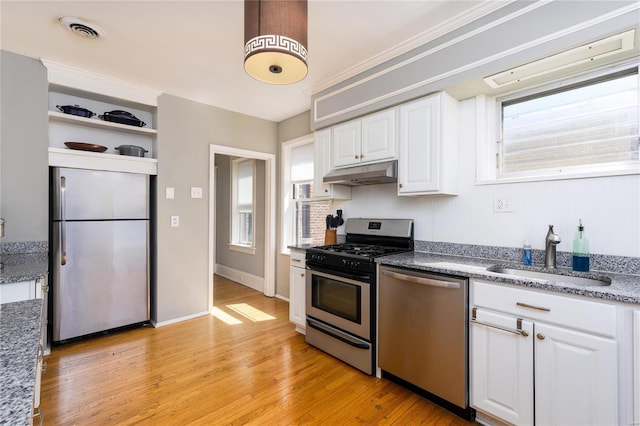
[48, 147, 158, 175]
[48, 111, 157, 136]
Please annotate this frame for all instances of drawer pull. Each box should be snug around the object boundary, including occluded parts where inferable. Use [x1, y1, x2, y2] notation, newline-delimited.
[291, 258, 302, 263]
[517, 302, 550, 312]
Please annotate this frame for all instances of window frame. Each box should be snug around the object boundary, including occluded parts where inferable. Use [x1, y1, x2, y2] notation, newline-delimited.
[476, 60, 640, 185]
[281, 135, 332, 254]
[229, 157, 256, 254]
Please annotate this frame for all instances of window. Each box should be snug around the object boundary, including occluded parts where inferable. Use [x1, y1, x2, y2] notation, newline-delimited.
[281, 137, 331, 252]
[231, 158, 255, 250]
[494, 66, 639, 181]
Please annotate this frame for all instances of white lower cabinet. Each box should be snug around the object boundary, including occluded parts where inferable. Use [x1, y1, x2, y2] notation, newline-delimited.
[470, 279, 618, 426]
[471, 309, 534, 425]
[633, 310, 640, 424]
[534, 322, 618, 426]
[289, 249, 306, 334]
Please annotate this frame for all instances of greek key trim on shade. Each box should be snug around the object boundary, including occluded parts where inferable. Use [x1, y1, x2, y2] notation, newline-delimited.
[244, 35, 308, 63]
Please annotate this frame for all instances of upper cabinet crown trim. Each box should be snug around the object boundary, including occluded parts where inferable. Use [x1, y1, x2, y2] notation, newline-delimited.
[311, 1, 640, 129]
[41, 59, 161, 107]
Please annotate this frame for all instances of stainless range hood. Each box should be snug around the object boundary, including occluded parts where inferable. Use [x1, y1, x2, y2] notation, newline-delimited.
[323, 160, 397, 186]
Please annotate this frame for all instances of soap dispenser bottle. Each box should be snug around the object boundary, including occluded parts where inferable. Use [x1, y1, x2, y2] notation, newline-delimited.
[572, 219, 590, 272]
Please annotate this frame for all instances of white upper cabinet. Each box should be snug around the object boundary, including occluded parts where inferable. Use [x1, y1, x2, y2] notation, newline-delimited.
[332, 109, 396, 168]
[332, 120, 361, 167]
[313, 129, 351, 200]
[398, 92, 458, 195]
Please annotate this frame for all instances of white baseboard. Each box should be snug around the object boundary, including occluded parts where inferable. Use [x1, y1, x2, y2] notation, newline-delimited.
[275, 294, 289, 302]
[215, 264, 264, 293]
[151, 310, 209, 328]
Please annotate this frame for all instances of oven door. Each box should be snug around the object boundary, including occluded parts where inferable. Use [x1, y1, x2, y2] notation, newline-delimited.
[305, 266, 371, 340]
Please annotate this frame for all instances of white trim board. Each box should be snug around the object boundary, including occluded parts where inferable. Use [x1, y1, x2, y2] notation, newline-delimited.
[41, 59, 161, 106]
[151, 310, 209, 328]
[215, 264, 265, 293]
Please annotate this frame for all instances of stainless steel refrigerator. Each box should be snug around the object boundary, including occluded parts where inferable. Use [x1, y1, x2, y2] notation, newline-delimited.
[52, 167, 149, 342]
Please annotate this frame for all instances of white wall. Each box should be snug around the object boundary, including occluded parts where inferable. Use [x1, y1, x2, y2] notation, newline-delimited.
[335, 98, 640, 258]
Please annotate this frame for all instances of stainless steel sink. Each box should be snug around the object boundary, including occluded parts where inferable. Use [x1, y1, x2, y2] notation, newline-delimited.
[487, 265, 611, 287]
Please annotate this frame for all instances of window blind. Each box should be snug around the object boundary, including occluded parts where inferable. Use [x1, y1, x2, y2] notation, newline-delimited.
[501, 71, 639, 175]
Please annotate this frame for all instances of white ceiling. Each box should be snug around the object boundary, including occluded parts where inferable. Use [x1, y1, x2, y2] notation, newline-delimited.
[0, 1, 504, 122]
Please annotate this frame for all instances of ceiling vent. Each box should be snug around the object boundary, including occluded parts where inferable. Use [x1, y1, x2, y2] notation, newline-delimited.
[484, 29, 636, 89]
[59, 17, 102, 39]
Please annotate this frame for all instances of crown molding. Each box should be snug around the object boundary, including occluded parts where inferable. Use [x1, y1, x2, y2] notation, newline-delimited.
[41, 58, 161, 106]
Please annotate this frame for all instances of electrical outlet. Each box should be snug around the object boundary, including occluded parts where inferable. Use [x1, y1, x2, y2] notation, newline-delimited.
[170, 216, 180, 227]
[494, 197, 513, 213]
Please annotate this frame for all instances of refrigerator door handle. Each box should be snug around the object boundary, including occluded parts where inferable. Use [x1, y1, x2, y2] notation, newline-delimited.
[60, 176, 67, 265]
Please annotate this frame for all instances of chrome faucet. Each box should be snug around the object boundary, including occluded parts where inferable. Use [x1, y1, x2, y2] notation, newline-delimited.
[544, 225, 561, 268]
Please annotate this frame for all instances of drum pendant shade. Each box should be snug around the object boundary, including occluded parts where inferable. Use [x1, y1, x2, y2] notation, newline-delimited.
[244, 0, 308, 84]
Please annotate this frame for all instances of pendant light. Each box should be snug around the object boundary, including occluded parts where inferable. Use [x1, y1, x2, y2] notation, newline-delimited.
[244, 0, 308, 85]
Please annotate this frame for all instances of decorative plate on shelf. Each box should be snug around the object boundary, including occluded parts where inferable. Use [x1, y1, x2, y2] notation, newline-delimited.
[64, 142, 108, 153]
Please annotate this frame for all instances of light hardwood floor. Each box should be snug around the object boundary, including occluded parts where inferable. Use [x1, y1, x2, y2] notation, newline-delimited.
[41, 276, 474, 425]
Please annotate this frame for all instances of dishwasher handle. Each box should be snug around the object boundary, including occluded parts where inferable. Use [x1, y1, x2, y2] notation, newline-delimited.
[381, 269, 460, 289]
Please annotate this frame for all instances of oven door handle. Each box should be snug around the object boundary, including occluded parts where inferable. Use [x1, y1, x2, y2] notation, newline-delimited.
[306, 265, 371, 285]
[307, 317, 370, 350]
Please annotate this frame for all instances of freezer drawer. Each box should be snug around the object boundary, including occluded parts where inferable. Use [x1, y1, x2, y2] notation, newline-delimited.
[52, 167, 149, 220]
[53, 220, 149, 341]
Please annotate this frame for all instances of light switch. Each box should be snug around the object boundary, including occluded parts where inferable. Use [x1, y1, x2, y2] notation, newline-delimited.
[165, 187, 175, 200]
[191, 187, 203, 199]
[170, 216, 179, 227]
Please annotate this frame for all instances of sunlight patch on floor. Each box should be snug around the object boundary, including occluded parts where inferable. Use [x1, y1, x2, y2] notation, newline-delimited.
[210, 307, 243, 324]
[227, 303, 276, 322]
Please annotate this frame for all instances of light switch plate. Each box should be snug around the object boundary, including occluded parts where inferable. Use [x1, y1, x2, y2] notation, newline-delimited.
[191, 187, 203, 199]
[170, 216, 179, 227]
[165, 187, 175, 200]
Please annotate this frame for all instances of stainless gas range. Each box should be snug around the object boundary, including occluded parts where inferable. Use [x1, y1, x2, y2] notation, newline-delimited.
[304, 218, 414, 375]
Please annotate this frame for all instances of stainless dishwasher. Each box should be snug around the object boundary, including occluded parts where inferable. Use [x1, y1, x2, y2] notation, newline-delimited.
[378, 265, 472, 419]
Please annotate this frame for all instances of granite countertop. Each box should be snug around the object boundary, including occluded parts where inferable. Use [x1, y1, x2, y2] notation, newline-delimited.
[0, 299, 43, 426]
[0, 253, 48, 284]
[288, 244, 315, 251]
[377, 252, 640, 305]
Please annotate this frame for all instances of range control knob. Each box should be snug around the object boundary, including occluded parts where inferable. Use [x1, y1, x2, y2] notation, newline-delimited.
[341, 259, 360, 268]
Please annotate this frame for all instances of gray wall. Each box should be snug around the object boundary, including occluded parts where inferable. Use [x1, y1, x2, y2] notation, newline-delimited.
[215, 154, 266, 277]
[0, 51, 49, 244]
[155, 94, 277, 323]
[275, 110, 312, 299]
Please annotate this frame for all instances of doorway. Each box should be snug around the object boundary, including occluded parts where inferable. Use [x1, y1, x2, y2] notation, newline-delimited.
[208, 145, 276, 313]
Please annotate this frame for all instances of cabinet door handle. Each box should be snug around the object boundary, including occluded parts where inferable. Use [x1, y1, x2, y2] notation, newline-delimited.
[300, 273, 304, 278]
[516, 302, 550, 312]
[354, 155, 359, 159]
[537, 333, 546, 340]
[398, 183, 404, 188]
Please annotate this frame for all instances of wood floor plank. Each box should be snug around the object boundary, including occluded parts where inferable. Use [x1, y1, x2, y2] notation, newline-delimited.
[40, 275, 475, 425]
